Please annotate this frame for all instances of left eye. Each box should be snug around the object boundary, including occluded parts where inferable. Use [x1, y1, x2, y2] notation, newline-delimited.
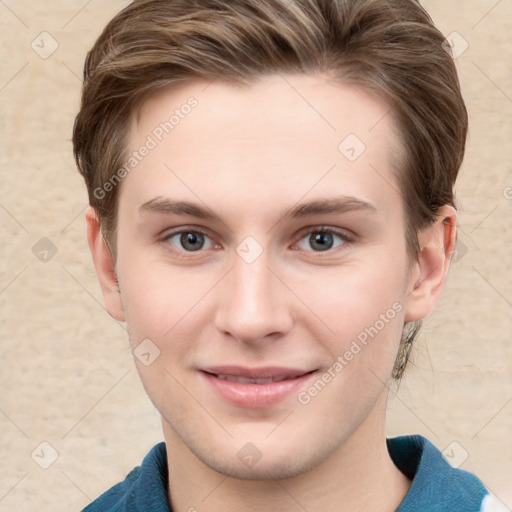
[165, 231, 215, 252]
[296, 229, 347, 252]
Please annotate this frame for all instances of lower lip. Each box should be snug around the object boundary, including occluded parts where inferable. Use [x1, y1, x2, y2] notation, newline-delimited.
[200, 371, 316, 408]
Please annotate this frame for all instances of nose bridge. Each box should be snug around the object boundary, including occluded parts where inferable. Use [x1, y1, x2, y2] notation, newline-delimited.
[233, 253, 272, 305]
[214, 250, 292, 343]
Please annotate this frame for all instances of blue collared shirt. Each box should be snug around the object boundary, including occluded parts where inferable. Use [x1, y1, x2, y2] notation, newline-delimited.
[81, 435, 498, 511]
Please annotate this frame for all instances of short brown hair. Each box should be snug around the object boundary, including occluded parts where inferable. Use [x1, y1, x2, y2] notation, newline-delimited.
[73, 0, 468, 379]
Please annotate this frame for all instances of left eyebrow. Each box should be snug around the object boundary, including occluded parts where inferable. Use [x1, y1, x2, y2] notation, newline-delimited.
[282, 196, 377, 219]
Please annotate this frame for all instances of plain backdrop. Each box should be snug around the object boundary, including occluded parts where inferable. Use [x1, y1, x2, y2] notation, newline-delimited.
[0, 1, 511, 511]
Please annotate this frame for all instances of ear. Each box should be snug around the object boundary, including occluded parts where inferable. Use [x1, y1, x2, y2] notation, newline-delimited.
[85, 206, 125, 322]
[404, 205, 457, 322]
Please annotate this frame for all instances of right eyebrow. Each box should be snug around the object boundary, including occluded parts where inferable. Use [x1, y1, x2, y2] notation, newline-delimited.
[138, 197, 220, 221]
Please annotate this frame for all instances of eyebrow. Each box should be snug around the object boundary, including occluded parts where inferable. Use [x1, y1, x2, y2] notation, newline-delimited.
[139, 197, 219, 220]
[283, 196, 377, 218]
[138, 195, 376, 221]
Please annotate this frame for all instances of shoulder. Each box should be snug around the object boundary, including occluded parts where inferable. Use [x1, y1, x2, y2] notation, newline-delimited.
[388, 435, 496, 512]
[80, 442, 171, 512]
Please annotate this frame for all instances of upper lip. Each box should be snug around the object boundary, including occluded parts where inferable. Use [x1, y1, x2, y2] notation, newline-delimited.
[201, 366, 314, 380]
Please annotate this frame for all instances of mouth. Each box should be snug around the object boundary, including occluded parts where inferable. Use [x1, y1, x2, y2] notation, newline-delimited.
[201, 365, 315, 382]
[214, 374, 294, 384]
[199, 366, 317, 408]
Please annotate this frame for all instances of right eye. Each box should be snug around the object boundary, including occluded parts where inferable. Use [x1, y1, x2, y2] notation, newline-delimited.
[163, 229, 216, 253]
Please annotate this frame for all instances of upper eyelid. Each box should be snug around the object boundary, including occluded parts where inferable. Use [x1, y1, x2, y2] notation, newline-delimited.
[160, 225, 213, 239]
[295, 226, 355, 242]
[160, 225, 351, 239]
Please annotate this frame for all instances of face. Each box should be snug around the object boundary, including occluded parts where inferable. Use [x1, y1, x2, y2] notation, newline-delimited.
[92, 74, 438, 479]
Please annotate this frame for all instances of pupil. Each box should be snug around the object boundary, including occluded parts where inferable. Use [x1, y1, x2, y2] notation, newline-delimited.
[310, 232, 333, 251]
[181, 232, 204, 251]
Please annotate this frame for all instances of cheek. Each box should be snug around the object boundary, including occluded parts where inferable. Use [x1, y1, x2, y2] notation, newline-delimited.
[301, 257, 407, 336]
[293, 254, 408, 386]
[116, 251, 214, 352]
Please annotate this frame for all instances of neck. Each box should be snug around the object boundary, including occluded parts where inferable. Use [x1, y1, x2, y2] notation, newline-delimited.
[163, 393, 410, 512]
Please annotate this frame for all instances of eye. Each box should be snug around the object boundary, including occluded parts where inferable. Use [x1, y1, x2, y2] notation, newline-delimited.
[295, 228, 349, 252]
[164, 230, 216, 252]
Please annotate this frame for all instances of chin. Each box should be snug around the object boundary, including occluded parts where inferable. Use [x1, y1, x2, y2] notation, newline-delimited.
[184, 429, 339, 482]
[201, 449, 321, 481]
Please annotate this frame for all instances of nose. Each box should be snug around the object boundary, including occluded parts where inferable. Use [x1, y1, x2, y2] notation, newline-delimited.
[213, 251, 294, 345]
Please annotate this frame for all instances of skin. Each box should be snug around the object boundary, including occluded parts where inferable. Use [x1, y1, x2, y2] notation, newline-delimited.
[87, 74, 456, 512]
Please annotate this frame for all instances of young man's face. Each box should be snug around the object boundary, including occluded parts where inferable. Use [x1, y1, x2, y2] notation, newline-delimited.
[90, 75, 444, 479]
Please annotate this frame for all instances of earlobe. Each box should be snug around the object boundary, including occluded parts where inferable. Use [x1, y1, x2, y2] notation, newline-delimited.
[404, 205, 457, 323]
[85, 206, 126, 322]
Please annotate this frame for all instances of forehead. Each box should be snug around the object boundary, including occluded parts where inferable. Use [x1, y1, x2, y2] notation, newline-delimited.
[123, 74, 404, 220]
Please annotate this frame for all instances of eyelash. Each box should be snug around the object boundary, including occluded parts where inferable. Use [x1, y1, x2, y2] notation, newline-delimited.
[160, 226, 354, 256]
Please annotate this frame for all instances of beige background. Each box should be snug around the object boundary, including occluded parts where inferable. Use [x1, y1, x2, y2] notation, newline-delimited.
[0, 1, 511, 511]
